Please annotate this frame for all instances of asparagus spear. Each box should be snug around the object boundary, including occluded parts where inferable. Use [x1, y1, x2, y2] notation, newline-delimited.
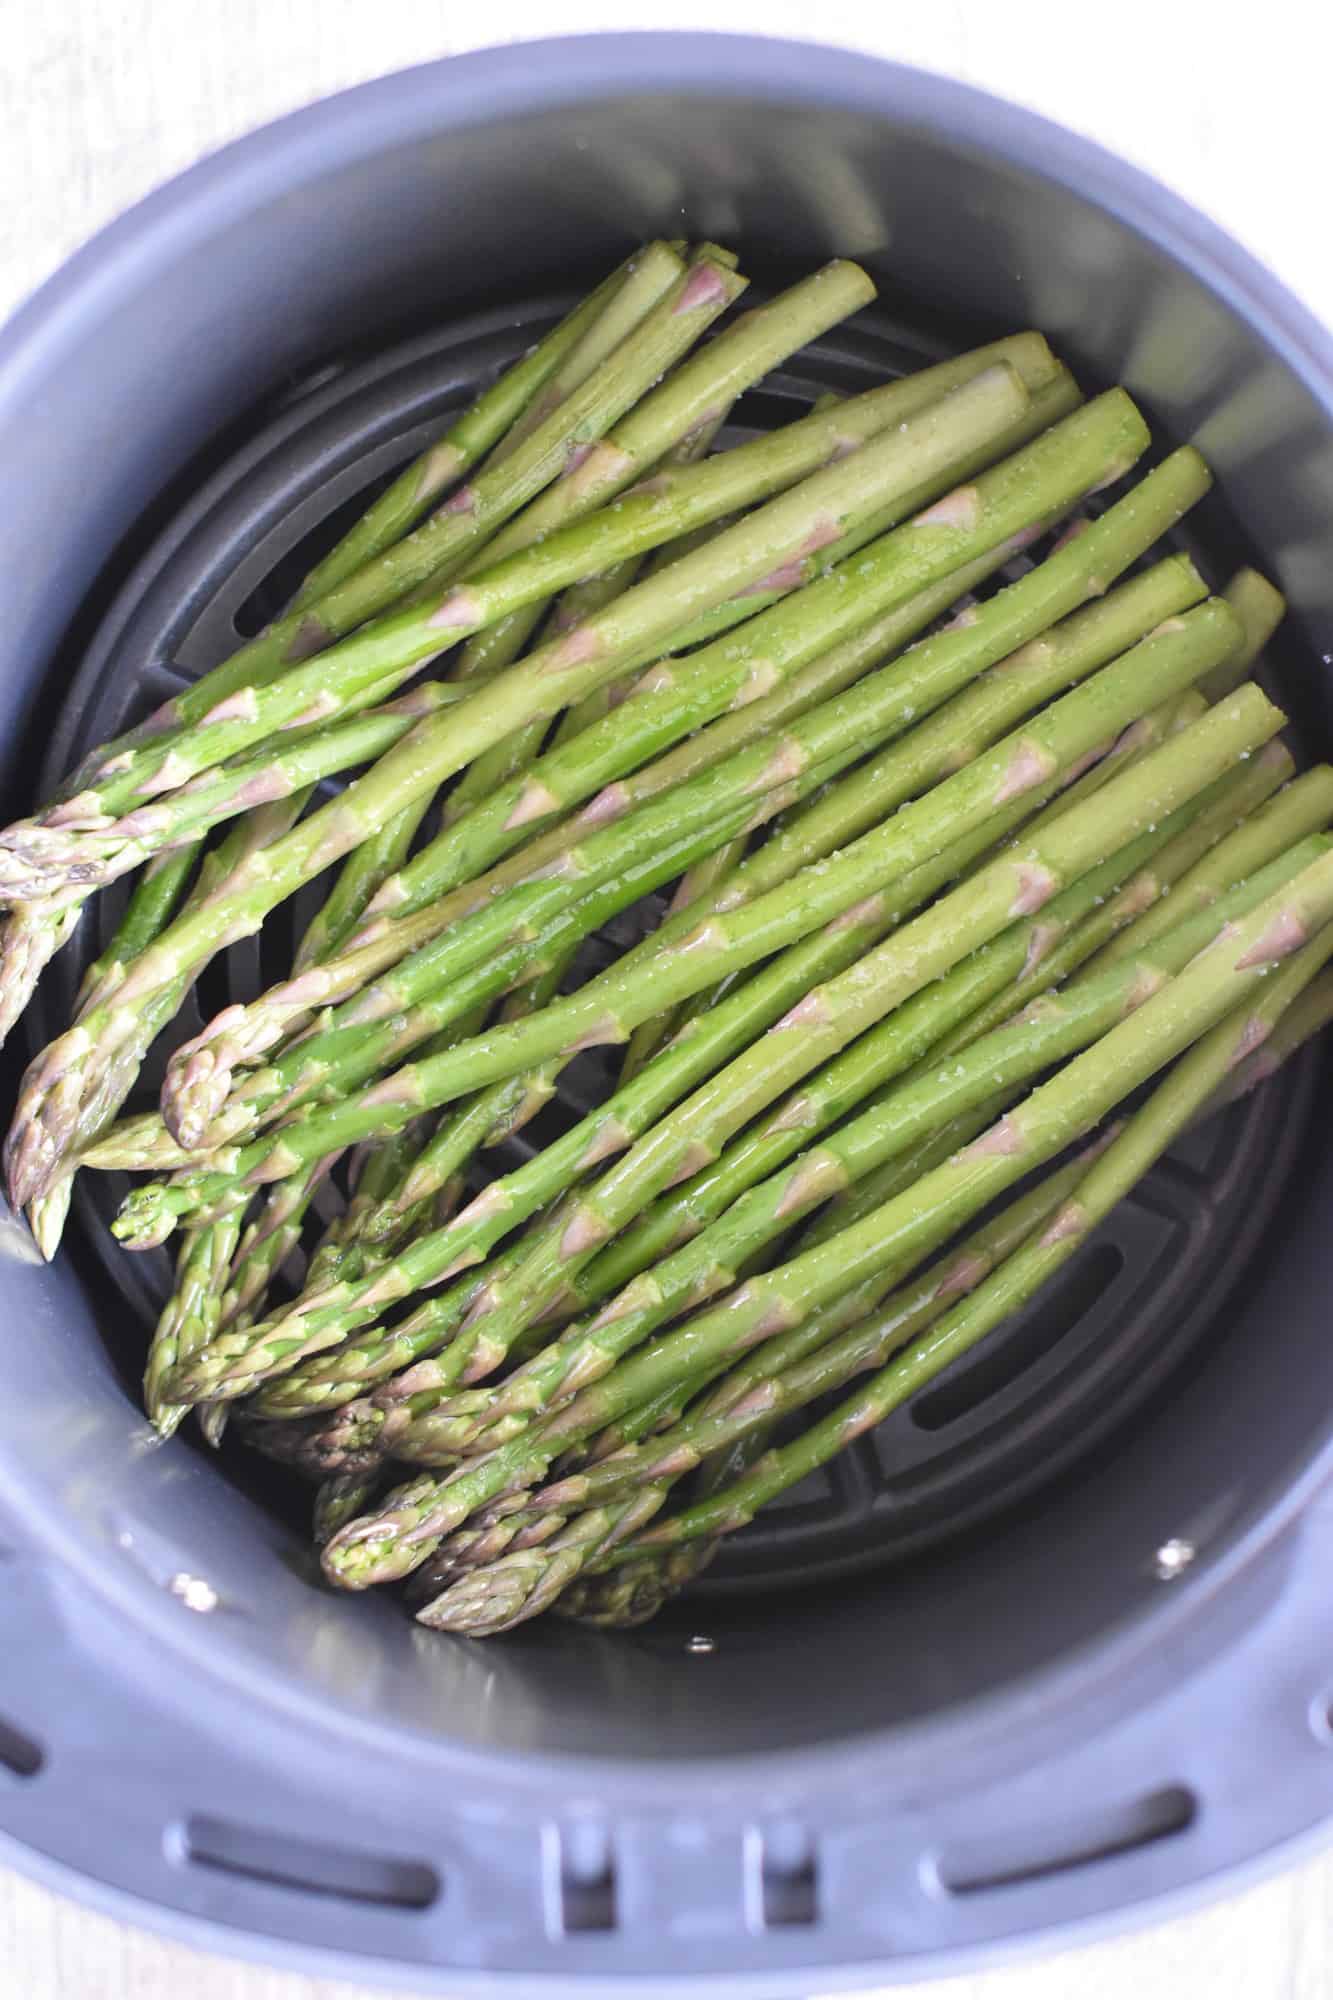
[182, 439, 1198, 1110]
[37, 255, 744, 828]
[616, 833, 752, 1084]
[438, 398, 739, 873]
[1088, 762, 1333, 968]
[16, 359, 1039, 902]
[73, 846, 203, 1014]
[0, 903, 82, 1048]
[300, 675, 645, 1282]
[23, 842, 206, 1255]
[1219, 967, 1333, 1100]
[478, 241, 688, 467]
[131, 799, 326, 1415]
[288, 249, 658, 607]
[395, 841, 1329, 1461]
[162, 660, 1268, 1402]
[423, 1143, 1106, 1574]
[3, 682, 483, 907]
[292, 434, 679, 985]
[162, 540, 1200, 1155]
[323, 844, 1333, 1590]
[144, 1213, 247, 1438]
[312, 1468, 389, 1547]
[293, 805, 429, 975]
[26, 789, 314, 1264]
[141, 609, 1253, 1253]
[17, 388, 1046, 1205]
[223, 697, 1226, 1423]
[610, 928, 1333, 1566]
[453, 732, 1294, 1358]
[1198, 566, 1286, 704]
[313, 636, 1222, 1425]
[924, 748, 1309, 1063]
[162, 809, 1076, 1421]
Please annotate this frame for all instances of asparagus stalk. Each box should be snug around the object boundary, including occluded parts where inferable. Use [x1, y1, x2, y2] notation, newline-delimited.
[164, 660, 1269, 1403]
[518, 732, 1286, 1335]
[228, 713, 1218, 1424]
[312, 1468, 388, 1547]
[430, 1143, 1105, 1569]
[402, 842, 1328, 1461]
[21, 359, 1037, 901]
[211, 1160, 333, 1339]
[73, 845, 203, 1014]
[1088, 762, 1333, 968]
[292, 804, 429, 975]
[439, 398, 737, 856]
[0, 903, 82, 1048]
[143, 1214, 246, 1438]
[612, 930, 1333, 1565]
[323, 844, 1333, 1589]
[163, 534, 1196, 1158]
[191, 439, 1198, 1104]
[617, 833, 752, 1083]
[38, 254, 744, 827]
[305, 678, 644, 1277]
[481, 243, 691, 467]
[24, 843, 206, 1255]
[1220, 967, 1333, 1098]
[288, 249, 655, 606]
[24, 793, 313, 1260]
[1198, 566, 1286, 704]
[2, 683, 481, 906]
[798, 1101, 1017, 1255]
[146, 609, 1251, 1244]
[18, 385, 1053, 1207]
[166, 830, 1059, 1419]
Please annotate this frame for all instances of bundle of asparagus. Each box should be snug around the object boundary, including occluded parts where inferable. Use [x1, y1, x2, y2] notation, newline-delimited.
[2, 242, 1325, 1638]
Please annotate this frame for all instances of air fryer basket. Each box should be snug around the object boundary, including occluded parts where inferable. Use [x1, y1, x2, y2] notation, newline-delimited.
[1, 35, 1333, 1994]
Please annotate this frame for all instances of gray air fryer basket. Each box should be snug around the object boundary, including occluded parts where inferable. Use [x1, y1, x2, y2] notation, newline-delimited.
[1, 34, 1333, 1995]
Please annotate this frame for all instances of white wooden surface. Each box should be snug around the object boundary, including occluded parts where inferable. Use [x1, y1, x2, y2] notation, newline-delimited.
[2, 4, 1331, 1994]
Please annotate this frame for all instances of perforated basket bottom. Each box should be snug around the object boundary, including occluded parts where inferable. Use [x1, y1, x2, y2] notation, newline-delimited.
[32, 288, 1319, 1597]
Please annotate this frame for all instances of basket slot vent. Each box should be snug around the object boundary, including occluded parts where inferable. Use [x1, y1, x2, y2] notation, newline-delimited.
[911, 1241, 1123, 1433]
[936, 1783, 1195, 1896]
[747, 1822, 819, 1928]
[181, 1814, 439, 1909]
[0, 1717, 43, 1780]
[551, 1822, 618, 1934]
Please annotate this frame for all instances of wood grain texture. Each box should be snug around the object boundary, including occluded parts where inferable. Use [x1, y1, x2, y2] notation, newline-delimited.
[2, 2, 1331, 1995]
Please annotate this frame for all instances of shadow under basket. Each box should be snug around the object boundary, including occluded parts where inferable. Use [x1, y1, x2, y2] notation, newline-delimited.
[0, 34, 1332, 1996]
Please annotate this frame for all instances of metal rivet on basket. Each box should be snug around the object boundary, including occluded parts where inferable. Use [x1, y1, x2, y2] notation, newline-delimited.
[1153, 1537, 1195, 1580]
[169, 1572, 219, 1613]
[686, 1634, 716, 1656]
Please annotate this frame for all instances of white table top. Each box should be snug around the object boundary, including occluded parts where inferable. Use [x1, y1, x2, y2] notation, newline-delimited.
[3, 3, 1330, 1995]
